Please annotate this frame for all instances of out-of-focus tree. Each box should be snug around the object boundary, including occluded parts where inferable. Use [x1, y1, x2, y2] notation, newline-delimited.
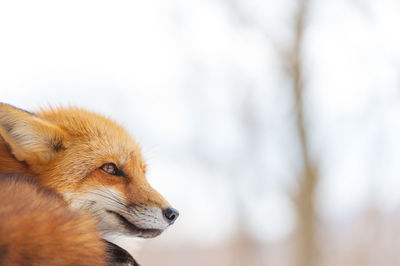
[181, 0, 342, 265]
[224, 0, 318, 265]
[287, 1, 318, 266]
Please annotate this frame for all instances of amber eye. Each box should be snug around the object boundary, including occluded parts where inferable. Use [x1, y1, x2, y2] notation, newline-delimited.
[100, 163, 120, 176]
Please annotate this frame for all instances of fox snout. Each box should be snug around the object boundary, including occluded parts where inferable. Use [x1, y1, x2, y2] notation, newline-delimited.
[107, 204, 179, 238]
[69, 187, 178, 238]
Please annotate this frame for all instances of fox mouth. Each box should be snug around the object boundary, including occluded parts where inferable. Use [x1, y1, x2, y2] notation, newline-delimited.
[106, 210, 163, 238]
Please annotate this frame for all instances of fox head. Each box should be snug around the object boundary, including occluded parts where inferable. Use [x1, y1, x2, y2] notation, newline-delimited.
[0, 103, 179, 238]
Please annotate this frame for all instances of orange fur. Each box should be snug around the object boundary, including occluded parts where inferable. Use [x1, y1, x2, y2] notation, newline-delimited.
[0, 176, 107, 266]
[0, 140, 32, 176]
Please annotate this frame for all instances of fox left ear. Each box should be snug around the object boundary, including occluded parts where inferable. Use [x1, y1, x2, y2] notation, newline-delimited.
[0, 103, 66, 165]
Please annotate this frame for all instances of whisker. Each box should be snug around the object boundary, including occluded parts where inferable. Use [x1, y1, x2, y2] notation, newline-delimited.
[82, 187, 161, 226]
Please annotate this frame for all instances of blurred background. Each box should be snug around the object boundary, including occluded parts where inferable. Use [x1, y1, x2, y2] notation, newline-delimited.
[1, 0, 400, 265]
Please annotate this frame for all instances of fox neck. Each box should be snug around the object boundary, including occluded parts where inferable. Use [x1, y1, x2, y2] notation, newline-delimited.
[0, 138, 34, 178]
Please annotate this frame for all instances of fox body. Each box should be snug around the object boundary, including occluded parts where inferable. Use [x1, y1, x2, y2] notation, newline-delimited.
[0, 175, 107, 266]
[0, 103, 178, 264]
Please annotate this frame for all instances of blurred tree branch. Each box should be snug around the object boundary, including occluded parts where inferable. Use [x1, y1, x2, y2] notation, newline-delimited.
[289, 1, 319, 266]
[225, 0, 318, 265]
[188, 1, 318, 265]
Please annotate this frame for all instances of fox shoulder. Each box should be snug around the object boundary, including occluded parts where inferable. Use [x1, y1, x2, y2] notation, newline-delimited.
[0, 175, 107, 266]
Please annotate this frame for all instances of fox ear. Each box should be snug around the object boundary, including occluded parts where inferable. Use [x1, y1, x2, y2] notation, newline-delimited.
[0, 104, 65, 164]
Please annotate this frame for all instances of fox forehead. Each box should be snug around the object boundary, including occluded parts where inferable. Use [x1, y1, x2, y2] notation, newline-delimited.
[38, 107, 145, 173]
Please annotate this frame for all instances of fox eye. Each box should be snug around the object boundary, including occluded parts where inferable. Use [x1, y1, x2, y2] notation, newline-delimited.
[100, 163, 121, 176]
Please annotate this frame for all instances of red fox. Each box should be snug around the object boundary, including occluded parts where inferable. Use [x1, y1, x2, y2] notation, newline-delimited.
[0, 103, 179, 265]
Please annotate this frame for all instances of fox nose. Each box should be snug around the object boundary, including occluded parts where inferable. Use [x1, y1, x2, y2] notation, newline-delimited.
[163, 207, 179, 224]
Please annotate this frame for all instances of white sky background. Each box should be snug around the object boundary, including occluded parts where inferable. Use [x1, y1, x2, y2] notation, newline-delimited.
[1, 0, 400, 246]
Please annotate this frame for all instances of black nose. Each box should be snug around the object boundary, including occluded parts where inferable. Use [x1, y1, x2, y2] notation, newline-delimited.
[163, 207, 179, 224]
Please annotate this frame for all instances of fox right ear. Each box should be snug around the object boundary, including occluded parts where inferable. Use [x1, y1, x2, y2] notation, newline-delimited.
[0, 104, 66, 165]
